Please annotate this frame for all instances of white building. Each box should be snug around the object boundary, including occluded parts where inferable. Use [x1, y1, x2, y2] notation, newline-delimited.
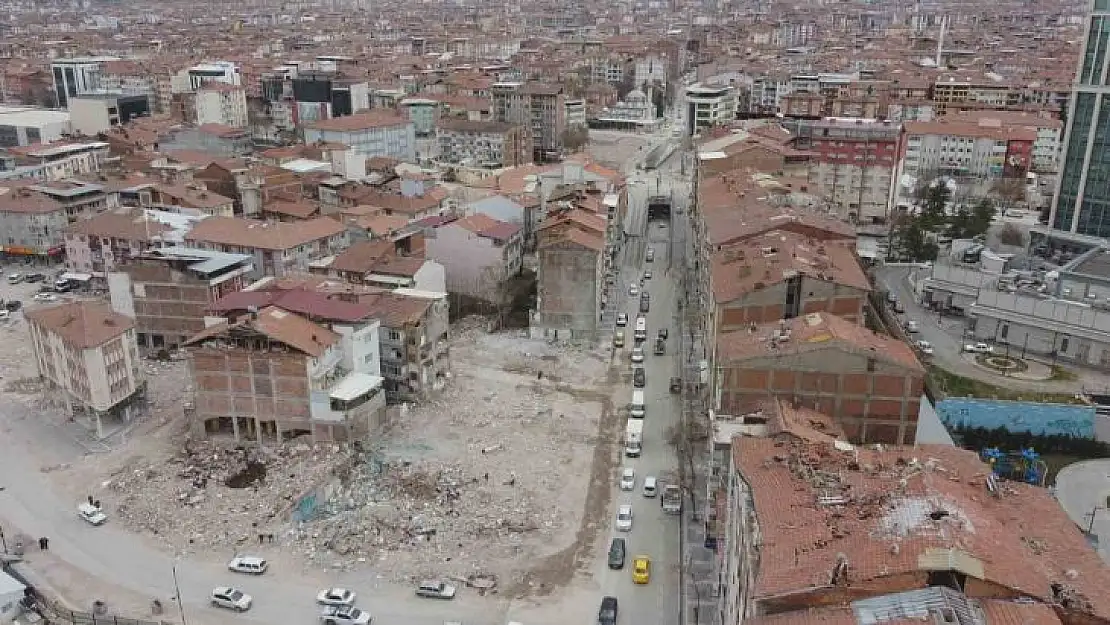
[303, 110, 416, 161]
[67, 93, 151, 135]
[195, 84, 249, 128]
[596, 88, 659, 129]
[0, 105, 71, 147]
[634, 55, 668, 86]
[26, 301, 145, 425]
[685, 83, 737, 133]
[51, 56, 120, 108]
[172, 61, 241, 94]
[0, 141, 110, 182]
[424, 213, 524, 303]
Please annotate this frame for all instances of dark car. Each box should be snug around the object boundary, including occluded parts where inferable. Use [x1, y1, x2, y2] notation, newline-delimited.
[633, 367, 646, 388]
[658, 328, 668, 340]
[25, 273, 45, 283]
[599, 596, 618, 625]
[6, 300, 22, 312]
[607, 538, 626, 570]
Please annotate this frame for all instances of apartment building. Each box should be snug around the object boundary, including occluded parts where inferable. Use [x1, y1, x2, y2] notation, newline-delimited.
[0, 141, 110, 183]
[303, 111, 416, 162]
[424, 213, 523, 304]
[64, 207, 203, 277]
[184, 216, 348, 279]
[27, 301, 144, 422]
[791, 117, 900, 223]
[944, 110, 1063, 173]
[436, 119, 531, 168]
[685, 83, 737, 134]
[490, 81, 566, 162]
[184, 303, 385, 443]
[931, 73, 1023, 114]
[51, 56, 118, 108]
[895, 119, 1036, 188]
[0, 186, 69, 259]
[716, 312, 924, 444]
[67, 93, 151, 135]
[533, 208, 607, 339]
[0, 106, 72, 147]
[195, 83, 249, 129]
[322, 239, 446, 293]
[107, 246, 254, 352]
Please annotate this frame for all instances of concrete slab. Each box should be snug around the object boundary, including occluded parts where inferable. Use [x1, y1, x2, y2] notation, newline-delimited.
[1054, 459, 1110, 564]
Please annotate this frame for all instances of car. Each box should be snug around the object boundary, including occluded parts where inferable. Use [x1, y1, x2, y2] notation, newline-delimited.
[415, 580, 456, 600]
[905, 320, 920, 333]
[629, 283, 639, 296]
[642, 476, 658, 498]
[33, 292, 56, 302]
[320, 606, 371, 625]
[916, 340, 934, 356]
[616, 313, 628, 327]
[630, 347, 644, 363]
[211, 587, 252, 612]
[613, 331, 625, 348]
[599, 597, 618, 625]
[646, 249, 655, 262]
[227, 555, 268, 575]
[632, 556, 651, 584]
[616, 504, 633, 531]
[25, 273, 45, 283]
[964, 342, 993, 354]
[658, 328, 668, 340]
[0, 310, 9, 321]
[620, 468, 636, 491]
[317, 588, 357, 607]
[633, 367, 646, 388]
[643, 270, 652, 280]
[6, 273, 22, 284]
[607, 538, 626, 570]
[77, 502, 107, 526]
[5, 300, 21, 312]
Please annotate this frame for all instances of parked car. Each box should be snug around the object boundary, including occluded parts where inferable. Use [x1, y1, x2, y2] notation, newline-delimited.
[615, 504, 633, 531]
[633, 367, 646, 388]
[964, 342, 993, 354]
[227, 555, 268, 575]
[25, 273, 45, 283]
[643, 270, 652, 281]
[646, 248, 655, 262]
[629, 283, 639, 296]
[905, 320, 919, 333]
[616, 313, 628, 327]
[210, 587, 252, 612]
[33, 292, 56, 302]
[915, 340, 934, 356]
[630, 347, 645, 363]
[619, 468, 636, 491]
[415, 581, 456, 600]
[77, 502, 107, 526]
[320, 606, 371, 625]
[317, 588, 357, 607]
[607, 538, 626, 570]
[5, 300, 21, 312]
[632, 556, 651, 584]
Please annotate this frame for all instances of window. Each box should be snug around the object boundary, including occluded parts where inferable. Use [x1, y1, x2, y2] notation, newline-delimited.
[1000, 324, 1009, 340]
[388, 330, 401, 341]
[1060, 337, 1070, 353]
[866, 358, 876, 372]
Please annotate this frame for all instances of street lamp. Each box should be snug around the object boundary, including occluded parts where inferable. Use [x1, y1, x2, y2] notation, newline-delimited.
[172, 563, 188, 625]
[1086, 506, 1107, 535]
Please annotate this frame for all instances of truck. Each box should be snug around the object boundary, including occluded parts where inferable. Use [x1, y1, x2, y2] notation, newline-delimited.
[661, 484, 682, 515]
[630, 389, 645, 418]
[624, 420, 644, 457]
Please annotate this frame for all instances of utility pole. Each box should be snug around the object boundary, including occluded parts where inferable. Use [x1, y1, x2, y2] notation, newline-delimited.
[172, 564, 188, 625]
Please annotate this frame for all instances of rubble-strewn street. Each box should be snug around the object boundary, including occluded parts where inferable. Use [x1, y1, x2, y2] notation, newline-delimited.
[60, 318, 613, 588]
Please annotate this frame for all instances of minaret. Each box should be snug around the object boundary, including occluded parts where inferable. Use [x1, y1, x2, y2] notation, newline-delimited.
[935, 15, 948, 68]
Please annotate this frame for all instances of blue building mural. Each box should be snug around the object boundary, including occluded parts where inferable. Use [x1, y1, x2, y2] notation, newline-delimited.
[936, 398, 1095, 439]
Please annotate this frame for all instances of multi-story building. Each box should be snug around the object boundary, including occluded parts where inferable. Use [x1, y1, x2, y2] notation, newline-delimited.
[64, 207, 204, 278]
[106, 246, 254, 352]
[685, 83, 737, 134]
[184, 216, 348, 279]
[533, 208, 607, 339]
[894, 119, 1035, 206]
[436, 119, 531, 168]
[27, 301, 144, 421]
[184, 303, 385, 443]
[50, 56, 119, 108]
[490, 81, 566, 162]
[716, 312, 924, 444]
[791, 117, 901, 223]
[303, 111, 416, 162]
[931, 73, 1022, 114]
[0, 105, 72, 147]
[1050, 0, 1110, 238]
[67, 93, 152, 136]
[0, 186, 69, 260]
[0, 141, 110, 183]
[424, 213, 523, 304]
[195, 84, 249, 129]
[944, 110, 1064, 173]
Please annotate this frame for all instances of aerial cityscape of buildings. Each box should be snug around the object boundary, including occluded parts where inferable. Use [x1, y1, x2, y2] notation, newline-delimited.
[2, 1, 1110, 625]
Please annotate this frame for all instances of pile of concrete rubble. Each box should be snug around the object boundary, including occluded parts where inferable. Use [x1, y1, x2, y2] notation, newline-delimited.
[107, 439, 348, 549]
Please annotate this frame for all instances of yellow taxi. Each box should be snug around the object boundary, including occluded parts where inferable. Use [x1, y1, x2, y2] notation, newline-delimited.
[632, 556, 651, 584]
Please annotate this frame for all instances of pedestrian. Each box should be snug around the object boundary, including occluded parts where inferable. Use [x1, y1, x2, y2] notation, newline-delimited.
[87, 495, 94, 506]
[258, 533, 264, 545]
[268, 533, 275, 544]
[483, 472, 489, 482]
[38, 537, 48, 550]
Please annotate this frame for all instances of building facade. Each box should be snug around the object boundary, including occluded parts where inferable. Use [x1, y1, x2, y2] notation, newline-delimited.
[195, 84, 249, 128]
[436, 119, 531, 168]
[685, 83, 737, 134]
[303, 111, 416, 161]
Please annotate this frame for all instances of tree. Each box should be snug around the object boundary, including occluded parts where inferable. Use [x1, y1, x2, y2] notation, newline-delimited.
[948, 204, 971, 239]
[895, 219, 938, 262]
[920, 183, 951, 228]
[967, 198, 996, 237]
[562, 126, 589, 153]
[992, 177, 1027, 209]
[997, 223, 1025, 247]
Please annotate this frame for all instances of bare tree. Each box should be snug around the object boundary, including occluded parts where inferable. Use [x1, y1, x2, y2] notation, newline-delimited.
[991, 178, 1027, 209]
[562, 126, 589, 153]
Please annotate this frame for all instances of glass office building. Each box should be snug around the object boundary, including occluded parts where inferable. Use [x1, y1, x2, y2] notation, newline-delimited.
[1051, 0, 1110, 237]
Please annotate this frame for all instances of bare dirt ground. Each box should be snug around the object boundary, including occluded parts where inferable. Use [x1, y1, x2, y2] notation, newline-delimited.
[16, 315, 619, 596]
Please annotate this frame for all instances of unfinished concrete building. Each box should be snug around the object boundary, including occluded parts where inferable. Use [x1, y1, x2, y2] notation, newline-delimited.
[183, 305, 385, 443]
[107, 246, 254, 352]
[532, 209, 607, 340]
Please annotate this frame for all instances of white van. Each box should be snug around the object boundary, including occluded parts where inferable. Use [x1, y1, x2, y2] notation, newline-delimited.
[634, 317, 647, 340]
[642, 476, 658, 498]
[630, 389, 645, 418]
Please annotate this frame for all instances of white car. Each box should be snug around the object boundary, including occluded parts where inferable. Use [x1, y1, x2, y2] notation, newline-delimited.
[415, 580, 456, 599]
[33, 292, 56, 302]
[620, 468, 636, 491]
[616, 313, 628, 327]
[964, 342, 993, 354]
[227, 555, 268, 575]
[630, 347, 645, 363]
[916, 340, 934, 356]
[320, 606, 371, 625]
[616, 504, 634, 531]
[629, 283, 639, 296]
[211, 587, 252, 612]
[905, 320, 920, 333]
[317, 588, 357, 607]
[77, 502, 107, 526]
